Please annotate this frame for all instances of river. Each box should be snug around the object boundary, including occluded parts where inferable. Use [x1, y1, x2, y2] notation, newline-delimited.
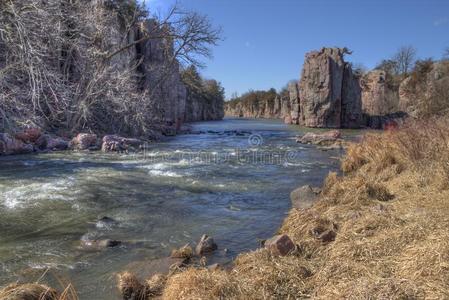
[0, 118, 344, 299]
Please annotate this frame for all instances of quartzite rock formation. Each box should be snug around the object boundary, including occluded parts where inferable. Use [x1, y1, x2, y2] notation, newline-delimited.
[225, 47, 436, 129]
[299, 48, 347, 127]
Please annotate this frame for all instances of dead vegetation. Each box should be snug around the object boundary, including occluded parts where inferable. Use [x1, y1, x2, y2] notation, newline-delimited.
[160, 118, 449, 299]
[0, 0, 221, 136]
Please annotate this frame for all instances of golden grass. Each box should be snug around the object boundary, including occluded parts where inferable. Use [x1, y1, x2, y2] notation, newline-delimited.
[170, 244, 194, 259]
[0, 269, 78, 300]
[161, 118, 449, 299]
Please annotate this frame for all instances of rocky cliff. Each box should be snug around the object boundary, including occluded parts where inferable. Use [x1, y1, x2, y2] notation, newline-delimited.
[226, 47, 442, 129]
[224, 86, 296, 120]
[298, 48, 363, 128]
[0, 0, 223, 138]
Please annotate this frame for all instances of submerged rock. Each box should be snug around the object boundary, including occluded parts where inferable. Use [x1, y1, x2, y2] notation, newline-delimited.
[95, 216, 119, 230]
[70, 133, 98, 150]
[79, 238, 122, 250]
[264, 234, 296, 256]
[195, 234, 218, 255]
[290, 185, 321, 209]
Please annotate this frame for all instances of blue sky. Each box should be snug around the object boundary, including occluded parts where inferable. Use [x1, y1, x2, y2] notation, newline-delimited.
[143, 0, 449, 98]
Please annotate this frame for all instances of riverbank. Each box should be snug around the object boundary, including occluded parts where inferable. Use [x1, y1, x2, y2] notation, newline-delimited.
[159, 118, 449, 299]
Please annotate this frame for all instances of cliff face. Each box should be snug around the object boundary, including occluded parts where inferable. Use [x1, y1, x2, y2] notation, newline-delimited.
[298, 48, 347, 127]
[226, 47, 441, 129]
[0, 0, 223, 137]
[359, 70, 400, 127]
[224, 87, 296, 120]
[184, 79, 225, 122]
[297, 48, 366, 128]
[181, 66, 225, 122]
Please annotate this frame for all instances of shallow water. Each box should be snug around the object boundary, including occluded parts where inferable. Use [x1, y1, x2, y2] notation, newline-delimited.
[0, 118, 345, 299]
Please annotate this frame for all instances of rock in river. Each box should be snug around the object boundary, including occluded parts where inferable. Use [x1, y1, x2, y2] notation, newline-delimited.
[296, 130, 342, 146]
[195, 234, 218, 255]
[70, 133, 98, 150]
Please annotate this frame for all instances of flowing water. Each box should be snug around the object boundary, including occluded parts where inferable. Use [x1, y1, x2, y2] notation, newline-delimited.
[0, 118, 346, 299]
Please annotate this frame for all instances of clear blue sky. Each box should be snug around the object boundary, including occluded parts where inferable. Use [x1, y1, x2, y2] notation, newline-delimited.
[145, 0, 449, 98]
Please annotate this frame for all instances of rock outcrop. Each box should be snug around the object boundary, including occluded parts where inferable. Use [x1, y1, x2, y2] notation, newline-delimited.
[299, 48, 347, 127]
[225, 47, 432, 129]
[224, 87, 295, 120]
[288, 82, 301, 124]
[399, 61, 449, 118]
[360, 70, 400, 128]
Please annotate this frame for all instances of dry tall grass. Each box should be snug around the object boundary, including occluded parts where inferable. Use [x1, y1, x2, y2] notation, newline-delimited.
[0, 269, 78, 300]
[162, 118, 449, 299]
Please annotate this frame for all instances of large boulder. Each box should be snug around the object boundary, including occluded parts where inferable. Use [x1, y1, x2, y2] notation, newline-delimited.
[14, 127, 42, 143]
[36, 134, 69, 151]
[0, 133, 34, 155]
[101, 135, 144, 152]
[299, 48, 347, 128]
[70, 133, 98, 150]
[264, 234, 295, 256]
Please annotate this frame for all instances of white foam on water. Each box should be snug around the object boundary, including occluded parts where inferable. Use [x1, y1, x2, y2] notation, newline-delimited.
[21, 160, 39, 166]
[139, 162, 169, 170]
[0, 177, 78, 209]
[148, 170, 182, 177]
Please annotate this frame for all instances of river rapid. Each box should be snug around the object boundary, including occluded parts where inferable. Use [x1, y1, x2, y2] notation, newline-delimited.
[0, 118, 346, 299]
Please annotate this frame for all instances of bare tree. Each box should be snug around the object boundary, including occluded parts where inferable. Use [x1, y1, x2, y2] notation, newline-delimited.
[351, 62, 368, 76]
[393, 45, 417, 76]
[107, 4, 223, 68]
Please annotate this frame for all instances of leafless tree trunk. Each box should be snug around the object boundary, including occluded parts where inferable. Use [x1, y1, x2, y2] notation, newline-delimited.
[393, 45, 417, 76]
